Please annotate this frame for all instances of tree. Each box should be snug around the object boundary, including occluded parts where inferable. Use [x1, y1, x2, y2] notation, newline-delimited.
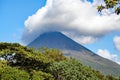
[0, 43, 119, 80]
[49, 58, 106, 80]
[97, 0, 120, 15]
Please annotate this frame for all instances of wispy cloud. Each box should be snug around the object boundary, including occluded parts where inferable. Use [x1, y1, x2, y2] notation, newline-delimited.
[63, 32, 97, 44]
[113, 36, 120, 51]
[22, 0, 120, 44]
[97, 49, 120, 65]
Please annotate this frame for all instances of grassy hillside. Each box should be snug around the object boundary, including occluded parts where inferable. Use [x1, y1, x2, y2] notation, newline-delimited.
[0, 42, 119, 80]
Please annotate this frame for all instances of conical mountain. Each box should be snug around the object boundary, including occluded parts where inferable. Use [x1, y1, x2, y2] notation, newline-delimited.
[28, 31, 90, 51]
[28, 31, 120, 77]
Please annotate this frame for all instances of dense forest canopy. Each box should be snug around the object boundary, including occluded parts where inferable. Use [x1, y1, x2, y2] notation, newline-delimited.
[0, 42, 119, 80]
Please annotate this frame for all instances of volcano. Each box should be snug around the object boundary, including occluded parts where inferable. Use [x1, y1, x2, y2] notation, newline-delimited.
[28, 31, 120, 77]
[28, 32, 90, 51]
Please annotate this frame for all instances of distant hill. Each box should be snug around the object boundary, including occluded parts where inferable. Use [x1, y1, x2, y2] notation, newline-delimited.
[28, 31, 120, 77]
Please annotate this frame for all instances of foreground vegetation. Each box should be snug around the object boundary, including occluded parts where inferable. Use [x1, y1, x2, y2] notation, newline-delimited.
[0, 42, 119, 80]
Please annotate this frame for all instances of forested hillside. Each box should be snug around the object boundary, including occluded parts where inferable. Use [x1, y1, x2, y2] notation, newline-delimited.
[0, 42, 119, 80]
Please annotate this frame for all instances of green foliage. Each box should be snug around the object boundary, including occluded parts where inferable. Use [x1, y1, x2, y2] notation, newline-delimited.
[49, 58, 106, 80]
[0, 42, 66, 80]
[0, 42, 119, 80]
[0, 61, 30, 80]
[30, 70, 54, 80]
[106, 75, 119, 80]
[42, 47, 67, 62]
[97, 0, 120, 14]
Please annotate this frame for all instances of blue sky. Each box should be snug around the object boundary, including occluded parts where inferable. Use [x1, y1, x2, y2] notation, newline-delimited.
[0, 0, 120, 64]
[0, 0, 46, 42]
[85, 32, 120, 56]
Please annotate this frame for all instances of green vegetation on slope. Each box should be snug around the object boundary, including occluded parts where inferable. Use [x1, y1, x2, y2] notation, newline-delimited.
[0, 42, 119, 80]
[63, 50, 120, 77]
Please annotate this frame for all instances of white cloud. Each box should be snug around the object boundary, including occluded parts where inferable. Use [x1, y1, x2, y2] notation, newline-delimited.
[113, 36, 120, 51]
[117, 62, 120, 65]
[74, 36, 97, 44]
[93, 0, 104, 6]
[22, 0, 120, 44]
[97, 49, 120, 65]
[97, 49, 116, 60]
[63, 31, 97, 44]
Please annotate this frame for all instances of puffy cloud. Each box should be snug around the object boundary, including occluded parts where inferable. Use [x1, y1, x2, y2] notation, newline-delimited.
[113, 36, 120, 51]
[63, 31, 97, 44]
[74, 36, 97, 44]
[22, 0, 120, 44]
[97, 49, 117, 60]
[97, 49, 120, 65]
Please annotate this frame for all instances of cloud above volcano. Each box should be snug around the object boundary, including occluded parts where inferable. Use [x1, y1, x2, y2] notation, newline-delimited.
[22, 0, 120, 45]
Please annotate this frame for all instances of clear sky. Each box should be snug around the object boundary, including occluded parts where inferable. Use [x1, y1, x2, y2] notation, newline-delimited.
[0, 0, 46, 43]
[0, 0, 120, 64]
